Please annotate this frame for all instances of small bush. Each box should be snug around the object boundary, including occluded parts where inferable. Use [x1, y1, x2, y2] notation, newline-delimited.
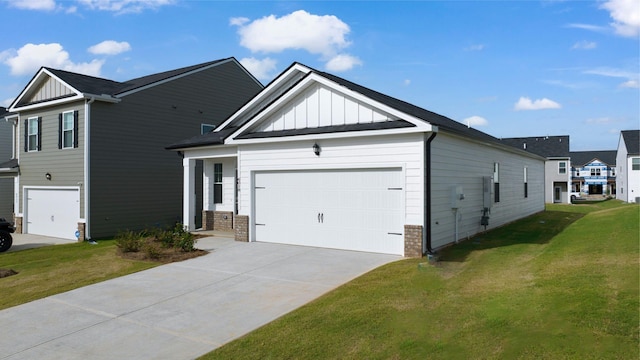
[115, 230, 144, 253]
[144, 243, 162, 260]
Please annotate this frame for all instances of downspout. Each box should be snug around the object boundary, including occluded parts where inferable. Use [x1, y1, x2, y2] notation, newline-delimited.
[423, 130, 438, 256]
[84, 97, 95, 240]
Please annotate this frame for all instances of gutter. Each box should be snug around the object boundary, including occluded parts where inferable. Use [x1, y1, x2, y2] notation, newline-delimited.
[84, 97, 95, 240]
[423, 129, 438, 255]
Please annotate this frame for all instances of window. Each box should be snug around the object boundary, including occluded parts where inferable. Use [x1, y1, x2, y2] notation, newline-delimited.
[493, 162, 500, 203]
[213, 163, 223, 204]
[61, 111, 75, 148]
[590, 168, 601, 176]
[523, 167, 528, 198]
[576, 170, 580, 177]
[201, 124, 215, 134]
[26, 117, 41, 152]
[633, 158, 640, 171]
[558, 161, 567, 174]
[611, 168, 616, 176]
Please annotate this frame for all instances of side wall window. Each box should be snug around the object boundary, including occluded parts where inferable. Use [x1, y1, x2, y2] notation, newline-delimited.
[25, 117, 41, 152]
[59, 111, 78, 149]
[558, 161, 567, 174]
[632, 158, 640, 171]
[524, 167, 528, 198]
[493, 162, 500, 203]
[213, 163, 223, 204]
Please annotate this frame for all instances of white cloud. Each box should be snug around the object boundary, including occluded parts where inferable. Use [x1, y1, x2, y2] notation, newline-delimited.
[601, 0, 640, 37]
[232, 10, 357, 70]
[571, 40, 597, 50]
[620, 80, 639, 88]
[465, 44, 485, 51]
[3, 43, 104, 77]
[403, 79, 411, 86]
[75, 0, 176, 14]
[325, 54, 362, 72]
[565, 23, 609, 33]
[88, 40, 131, 55]
[6, 0, 56, 10]
[514, 97, 561, 111]
[239, 57, 277, 81]
[463, 116, 488, 127]
[584, 67, 639, 88]
[586, 117, 615, 124]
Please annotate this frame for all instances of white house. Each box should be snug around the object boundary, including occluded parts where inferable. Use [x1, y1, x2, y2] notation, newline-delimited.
[168, 63, 546, 257]
[570, 151, 616, 198]
[616, 130, 640, 203]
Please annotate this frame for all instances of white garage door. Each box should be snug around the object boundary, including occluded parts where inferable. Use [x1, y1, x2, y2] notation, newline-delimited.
[254, 168, 405, 255]
[26, 188, 79, 240]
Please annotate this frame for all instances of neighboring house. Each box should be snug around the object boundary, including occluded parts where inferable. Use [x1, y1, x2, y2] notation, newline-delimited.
[167, 62, 545, 257]
[4, 58, 262, 240]
[0, 107, 17, 220]
[501, 136, 571, 203]
[616, 130, 640, 203]
[570, 150, 616, 198]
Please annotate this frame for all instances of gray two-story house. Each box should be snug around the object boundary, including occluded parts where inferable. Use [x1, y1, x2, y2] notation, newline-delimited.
[502, 136, 571, 203]
[0, 107, 16, 220]
[4, 58, 262, 240]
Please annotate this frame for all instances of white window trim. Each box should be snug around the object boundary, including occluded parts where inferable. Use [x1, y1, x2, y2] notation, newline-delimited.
[62, 110, 74, 149]
[27, 116, 38, 152]
[558, 161, 567, 174]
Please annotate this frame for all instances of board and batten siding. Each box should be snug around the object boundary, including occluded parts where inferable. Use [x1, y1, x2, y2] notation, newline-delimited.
[88, 61, 262, 237]
[237, 133, 425, 239]
[0, 118, 14, 220]
[27, 76, 75, 104]
[17, 102, 85, 217]
[430, 132, 544, 249]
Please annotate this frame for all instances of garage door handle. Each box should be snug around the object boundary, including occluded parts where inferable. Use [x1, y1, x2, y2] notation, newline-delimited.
[388, 232, 402, 235]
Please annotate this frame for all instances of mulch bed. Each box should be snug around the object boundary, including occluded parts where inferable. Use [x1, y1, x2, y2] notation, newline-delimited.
[0, 269, 18, 278]
[117, 236, 209, 263]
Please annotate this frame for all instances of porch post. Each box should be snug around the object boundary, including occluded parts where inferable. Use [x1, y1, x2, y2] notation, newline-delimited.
[183, 158, 196, 231]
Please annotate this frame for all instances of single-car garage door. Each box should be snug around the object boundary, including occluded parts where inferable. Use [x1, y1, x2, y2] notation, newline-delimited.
[25, 188, 79, 240]
[254, 168, 405, 255]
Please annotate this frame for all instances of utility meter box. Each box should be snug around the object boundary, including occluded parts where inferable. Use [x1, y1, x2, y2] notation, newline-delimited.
[451, 186, 464, 209]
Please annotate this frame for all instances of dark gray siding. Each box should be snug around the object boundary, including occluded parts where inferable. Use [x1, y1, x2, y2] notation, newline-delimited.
[89, 61, 262, 237]
[0, 118, 14, 219]
[17, 102, 85, 215]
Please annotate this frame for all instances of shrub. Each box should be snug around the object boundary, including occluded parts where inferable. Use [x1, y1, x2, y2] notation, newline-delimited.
[115, 230, 144, 253]
[170, 223, 196, 252]
[144, 242, 162, 260]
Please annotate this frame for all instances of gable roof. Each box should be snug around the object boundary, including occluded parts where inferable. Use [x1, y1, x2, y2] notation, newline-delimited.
[500, 136, 570, 158]
[169, 62, 525, 152]
[621, 130, 640, 155]
[570, 150, 616, 166]
[10, 57, 253, 111]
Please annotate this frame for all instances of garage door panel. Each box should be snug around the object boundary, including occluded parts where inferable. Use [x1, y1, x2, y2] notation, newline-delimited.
[26, 188, 79, 240]
[254, 168, 404, 255]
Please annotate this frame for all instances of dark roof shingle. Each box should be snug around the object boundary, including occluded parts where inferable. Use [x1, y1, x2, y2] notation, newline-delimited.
[570, 150, 617, 166]
[621, 130, 640, 155]
[500, 136, 570, 158]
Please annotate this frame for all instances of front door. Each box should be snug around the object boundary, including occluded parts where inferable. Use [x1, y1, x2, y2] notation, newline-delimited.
[554, 186, 562, 203]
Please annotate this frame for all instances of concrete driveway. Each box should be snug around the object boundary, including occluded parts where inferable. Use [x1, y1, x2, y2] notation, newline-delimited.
[5, 233, 77, 253]
[0, 237, 400, 359]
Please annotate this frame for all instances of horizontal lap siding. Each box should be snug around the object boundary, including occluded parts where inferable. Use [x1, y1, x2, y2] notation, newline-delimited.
[89, 62, 262, 237]
[237, 133, 425, 228]
[430, 133, 544, 249]
[17, 102, 85, 216]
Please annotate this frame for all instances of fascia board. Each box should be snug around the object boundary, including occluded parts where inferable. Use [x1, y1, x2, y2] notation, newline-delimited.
[216, 63, 312, 131]
[115, 58, 237, 98]
[9, 93, 120, 112]
[227, 125, 430, 145]
[225, 72, 432, 144]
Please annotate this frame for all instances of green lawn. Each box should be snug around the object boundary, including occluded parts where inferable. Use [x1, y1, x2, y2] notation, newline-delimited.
[0, 240, 157, 310]
[204, 201, 639, 359]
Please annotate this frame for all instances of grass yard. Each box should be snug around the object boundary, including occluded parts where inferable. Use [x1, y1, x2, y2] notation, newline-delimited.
[0, 240, 158, 310]
[204, 201, 639, 359]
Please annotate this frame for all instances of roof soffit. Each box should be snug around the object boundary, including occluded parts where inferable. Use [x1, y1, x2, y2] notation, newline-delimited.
[225, 72, 432, 144]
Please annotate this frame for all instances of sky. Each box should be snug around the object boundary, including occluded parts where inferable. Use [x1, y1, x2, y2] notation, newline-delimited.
[0, 0, 638, 151]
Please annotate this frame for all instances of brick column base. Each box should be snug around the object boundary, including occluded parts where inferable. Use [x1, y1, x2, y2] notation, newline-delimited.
[14, 215, 22, 234]
[213, 211, 234, 231]
[77, 222, 86, 242]
[234, 215, 249, 242]
[404, 225, 423, 258]
[203, 211, 214, 230]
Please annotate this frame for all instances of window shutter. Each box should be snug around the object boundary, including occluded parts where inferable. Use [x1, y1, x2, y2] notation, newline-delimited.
[58, 113, 63, 149]
[37, 117, 42, 151]
[24, 119, 28, 152]
[73, 110, 79, 148]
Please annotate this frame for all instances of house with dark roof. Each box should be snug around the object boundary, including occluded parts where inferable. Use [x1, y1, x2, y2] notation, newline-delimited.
[616, 130, 640, 203]
[501, 136, 571, 204]
[167, 62, 546, 257]
[4, 58, 263, 240]
[570, 150, 616, 198]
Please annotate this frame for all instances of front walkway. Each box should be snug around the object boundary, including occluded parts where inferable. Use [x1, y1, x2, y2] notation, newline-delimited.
[0, 237, 400, 359]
